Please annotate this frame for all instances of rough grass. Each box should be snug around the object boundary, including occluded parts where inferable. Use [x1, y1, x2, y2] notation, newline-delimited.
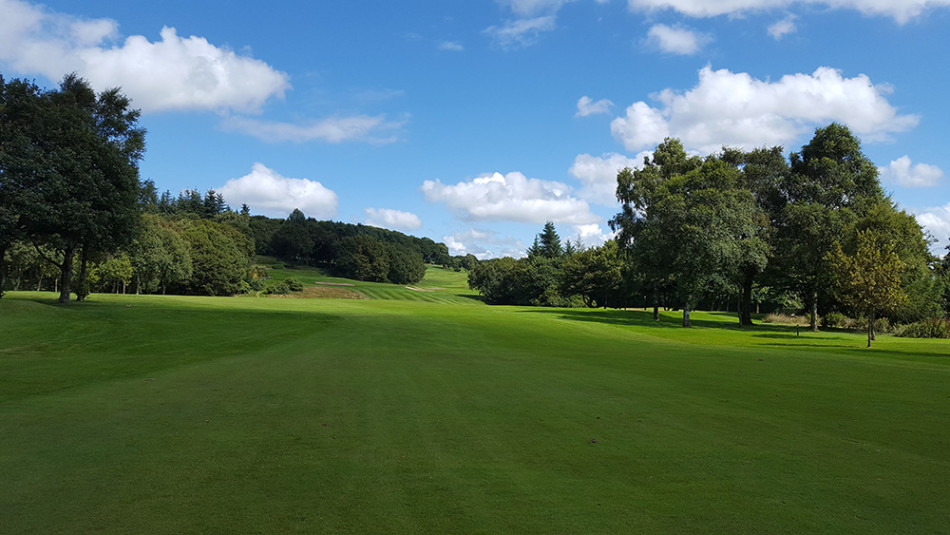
[1, 292, 949, 534]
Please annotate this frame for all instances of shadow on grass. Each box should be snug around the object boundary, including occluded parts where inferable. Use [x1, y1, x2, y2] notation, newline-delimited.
[522, 307, 798, 333]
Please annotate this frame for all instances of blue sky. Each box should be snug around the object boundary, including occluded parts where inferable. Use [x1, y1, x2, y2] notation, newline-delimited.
[2, 0, 949, 258]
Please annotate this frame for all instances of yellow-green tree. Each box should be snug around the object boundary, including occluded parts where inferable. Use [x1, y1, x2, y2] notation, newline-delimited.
[830, 230, 907, 348]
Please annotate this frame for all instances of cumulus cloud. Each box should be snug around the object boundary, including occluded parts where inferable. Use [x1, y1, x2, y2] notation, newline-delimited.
[442, 228, 525, 259]
[645, 24, 709, 55]
[421, 171, 599, 224]
[575, 96, 614, 117]
[879, 156, 944, 187]
[569, 152, 650, 205]
[222, 115, 406, 144]
[626, 0, 950, 23]
[914, 203, 950, 252]
[768, 15, 797, 39]
[610, 65, 919, 154]
[569, 223, 617, 248]
[364, 208, 423, 231]
[0, 0, 289, 114]
[218, 163, 338, 219]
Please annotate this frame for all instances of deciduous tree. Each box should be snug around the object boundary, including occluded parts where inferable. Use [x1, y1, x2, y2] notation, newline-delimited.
[0, 74, 145, 303]
[829, 230, 907, 347]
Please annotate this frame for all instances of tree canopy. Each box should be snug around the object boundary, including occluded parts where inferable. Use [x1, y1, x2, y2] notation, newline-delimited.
[0, 74, 145, 303]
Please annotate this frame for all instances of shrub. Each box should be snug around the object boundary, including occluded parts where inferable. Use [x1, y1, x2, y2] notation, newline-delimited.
[264, 280, 291, 295]
[874, 317, 892, 334]
[285, 278, 304, 292]
[893, 318, 950, 338]
[247, 278, 266, 292]
[823, 311, 849, 328]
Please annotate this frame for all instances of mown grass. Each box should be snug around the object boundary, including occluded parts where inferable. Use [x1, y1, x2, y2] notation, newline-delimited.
[1, 292, 949, 534]
[254, 260, 480, 305]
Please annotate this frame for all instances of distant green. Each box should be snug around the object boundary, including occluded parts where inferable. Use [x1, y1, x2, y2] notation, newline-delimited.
[2, 272, 949, 533]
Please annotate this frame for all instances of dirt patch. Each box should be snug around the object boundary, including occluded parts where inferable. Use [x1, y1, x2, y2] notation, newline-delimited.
[405, 286, 433, 292]
[314, 281, 355, 287]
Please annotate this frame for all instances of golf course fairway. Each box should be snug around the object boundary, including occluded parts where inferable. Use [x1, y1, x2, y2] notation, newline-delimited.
[2, 289, 949, 534]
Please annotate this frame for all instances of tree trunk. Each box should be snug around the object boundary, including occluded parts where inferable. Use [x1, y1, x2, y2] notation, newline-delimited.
[75, 248, 90, 302]
[652, 287, 660, 321]
[682, 302, 691, 328]
[0, 243, 7, 298]
[809, 289, 819, 332]
[58, 246, 74, 304]
[739, 269, 755, 326]
[867, 312, 874, 348]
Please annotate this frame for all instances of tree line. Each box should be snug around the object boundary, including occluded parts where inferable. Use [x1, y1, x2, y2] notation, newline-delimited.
[0, 74, 452, 300]
[468, 125, 950, 343]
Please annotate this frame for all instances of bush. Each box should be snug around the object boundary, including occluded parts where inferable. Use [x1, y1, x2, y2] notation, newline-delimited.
[264, 280, 291, 295]
[247, 278, 266, 292]
[893, 318, 950, 338]
[285, 278, 304, 292]
[874, 317, 892, 334]
[822, 311, 849, 328]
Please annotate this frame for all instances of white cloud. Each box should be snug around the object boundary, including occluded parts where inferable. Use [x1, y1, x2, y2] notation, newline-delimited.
[626, 0, 950, 24]
[501, 0, 576, 16]
[768, 15, 797, 39]
[914, 203, 950, 252]
[442, 228, 525, 259]
[569, 152, 650, 205]
[645, 24, 709, 55]
[218, 163, 338, 219]
[0, 0, 289, 114]
[484, 15, 557, 48]
[364, 208, 423, 231]
[222, 115, 405, 144]
[879, 156, 944, 187]
[575, 96, 614, 117]
[569, 223, 617, 248]
[610, 65, 920, 154]
[421, 171, 599, 224]
[485, 0, 578, 48]
[438, 40, 465, 51]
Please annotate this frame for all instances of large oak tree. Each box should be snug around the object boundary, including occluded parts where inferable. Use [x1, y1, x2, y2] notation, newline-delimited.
[0, 74, 145, 303]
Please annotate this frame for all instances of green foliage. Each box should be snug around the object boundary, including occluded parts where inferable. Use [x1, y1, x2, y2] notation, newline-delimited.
[0, 74, 145, 303]
[181, 219, 253, 296]
[561, 240, 625, 308]
[829, 229, 907, 346]
[822, 311, 849, 329]
[264, 280, 291, 294]
[893, 318, 950, 338]
[92, 253, 133, 293]
[334, 235, 391, 282]
[535, 221, 563, 259]
[773, 123, 885, 329]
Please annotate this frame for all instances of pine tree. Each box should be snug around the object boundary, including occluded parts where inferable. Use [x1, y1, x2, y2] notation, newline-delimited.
[538, 221, 563, 259]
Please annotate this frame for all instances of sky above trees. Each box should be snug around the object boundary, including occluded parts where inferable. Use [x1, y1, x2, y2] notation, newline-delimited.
[1, 0, 948, 258]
